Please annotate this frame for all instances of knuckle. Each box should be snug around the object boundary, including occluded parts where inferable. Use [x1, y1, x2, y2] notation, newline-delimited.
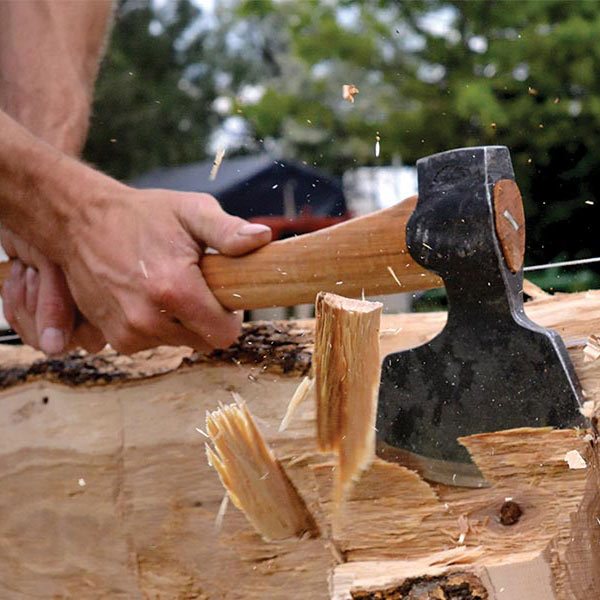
[124, 312, 151, 336]
[146, 277, 178, 309]
[181, 192, 220, 218]
[108, 329, 139, 355]
[122, 305, 160, 339]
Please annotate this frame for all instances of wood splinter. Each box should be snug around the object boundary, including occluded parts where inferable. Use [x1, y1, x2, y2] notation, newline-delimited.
[205, 394, 319, 541]
[314, 292, 383, 506]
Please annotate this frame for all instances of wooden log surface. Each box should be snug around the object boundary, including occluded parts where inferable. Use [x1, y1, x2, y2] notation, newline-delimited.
[0, 290, 598, 599]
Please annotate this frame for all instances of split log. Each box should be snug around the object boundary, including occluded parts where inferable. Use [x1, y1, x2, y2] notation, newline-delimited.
[0, 290, 598, 599]
[314, 293, 382, 505]
[205, 397, 319, 541]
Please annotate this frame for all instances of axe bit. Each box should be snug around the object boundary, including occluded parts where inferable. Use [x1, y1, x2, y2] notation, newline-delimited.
[376, 146, 585, 487]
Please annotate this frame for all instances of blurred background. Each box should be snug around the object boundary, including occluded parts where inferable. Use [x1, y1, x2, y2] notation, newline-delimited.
[83, 0, 599, 316]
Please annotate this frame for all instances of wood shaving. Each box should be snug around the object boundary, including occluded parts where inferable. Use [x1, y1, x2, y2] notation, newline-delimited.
[214, 493, 229, 530]
[386, 265, 403, 288]
[209, 147, 226, 181]
[342, 84, 359, 103]
[457, 514, 470, 545]
[584, 334, 600, 362]
[205, 396, 318, 541]
[580, 400, 597, 420]
[564, 449, 587, 470]
[279, 375, 314, 431]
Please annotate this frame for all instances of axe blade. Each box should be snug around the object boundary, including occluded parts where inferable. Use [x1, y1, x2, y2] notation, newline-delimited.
[375, 146, 584, 488]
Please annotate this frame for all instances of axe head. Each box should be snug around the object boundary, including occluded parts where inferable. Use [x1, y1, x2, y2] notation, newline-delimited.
[375, 146, 584, 487]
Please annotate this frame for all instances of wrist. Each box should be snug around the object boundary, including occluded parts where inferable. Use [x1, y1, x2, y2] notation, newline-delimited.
[43, 157, 130, 267]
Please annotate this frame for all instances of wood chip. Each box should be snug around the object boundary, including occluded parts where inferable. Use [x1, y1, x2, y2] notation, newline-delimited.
[314, 292, 382, 507]
[209, 147, 226, 181]
[279, 375, 314, 432]
[580, 400, 596, 420]
[214, 493, 229, 530]
[584, 334, 600, 363]
[205, 395, 319, 541]
[457, 514, 470, 545]
[564, 449, 587, 470]
[342, 84, 359, 103]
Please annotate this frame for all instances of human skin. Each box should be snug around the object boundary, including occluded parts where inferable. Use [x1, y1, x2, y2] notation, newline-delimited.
[0, 0, 114, 353]
[0, 0, 271, 355]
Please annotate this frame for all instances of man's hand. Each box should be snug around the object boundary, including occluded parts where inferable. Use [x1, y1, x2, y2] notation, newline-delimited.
[0, 229, 105, 354]
[57, 180, 271, 354]
[0, 111, 272, 356]
[1, 182, 271, 355]
[0, 0, 272, 356]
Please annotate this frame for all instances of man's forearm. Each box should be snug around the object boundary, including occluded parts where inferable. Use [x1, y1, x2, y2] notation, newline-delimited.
[0, 109, 120, 264]
[0, 0, 114, 155]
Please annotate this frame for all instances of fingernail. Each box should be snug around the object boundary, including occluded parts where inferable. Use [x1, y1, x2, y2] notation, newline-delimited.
[237, 223, 271, 236]
[40, 328, 65, 355]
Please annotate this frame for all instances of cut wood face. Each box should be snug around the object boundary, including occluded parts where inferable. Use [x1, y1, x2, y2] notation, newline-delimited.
[0, 290, 598, 599]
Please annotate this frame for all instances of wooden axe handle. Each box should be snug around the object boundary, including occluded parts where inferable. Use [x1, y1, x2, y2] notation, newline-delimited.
[202, 196, 442, 310]
[0, 196, 443, 311]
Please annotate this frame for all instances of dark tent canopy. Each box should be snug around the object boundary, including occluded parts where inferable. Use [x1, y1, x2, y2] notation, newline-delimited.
[130, 154, 348, 220]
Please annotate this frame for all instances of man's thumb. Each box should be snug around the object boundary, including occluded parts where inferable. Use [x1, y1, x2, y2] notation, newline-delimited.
[180, 194, 272, 256]
[35, 263, 75, 356]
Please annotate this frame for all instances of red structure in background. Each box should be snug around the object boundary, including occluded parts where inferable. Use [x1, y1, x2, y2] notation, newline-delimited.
[250, 209, 352, 240]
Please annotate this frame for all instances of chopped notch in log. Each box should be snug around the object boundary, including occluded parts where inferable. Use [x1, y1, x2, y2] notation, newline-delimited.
[205, 394, 319, 541]
[314, 292, 383, 505]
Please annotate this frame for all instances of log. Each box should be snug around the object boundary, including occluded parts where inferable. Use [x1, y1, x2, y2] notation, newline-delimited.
[0, 290, 598, 599]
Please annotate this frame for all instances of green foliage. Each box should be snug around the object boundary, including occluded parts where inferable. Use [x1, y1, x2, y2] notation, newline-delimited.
[85, 0, 598, 286]
[239, 0, 599, 271]
[84, 0, 262, 179]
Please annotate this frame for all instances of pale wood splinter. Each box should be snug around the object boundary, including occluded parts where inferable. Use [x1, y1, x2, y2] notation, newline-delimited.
[205, 395, 319, 541]
[314, 292, 383, 506]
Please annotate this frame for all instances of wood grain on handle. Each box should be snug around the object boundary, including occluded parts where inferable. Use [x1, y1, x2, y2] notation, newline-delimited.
[202, 196, 442, 310]
[0, 197, 443, 310]
[0, 261, 10, 285]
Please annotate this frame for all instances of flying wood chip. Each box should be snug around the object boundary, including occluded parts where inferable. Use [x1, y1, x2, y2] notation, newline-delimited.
[342, 84, 359, 103]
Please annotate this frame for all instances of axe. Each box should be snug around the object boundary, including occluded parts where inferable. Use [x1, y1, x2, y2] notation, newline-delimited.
[0, 146, 584, 488]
